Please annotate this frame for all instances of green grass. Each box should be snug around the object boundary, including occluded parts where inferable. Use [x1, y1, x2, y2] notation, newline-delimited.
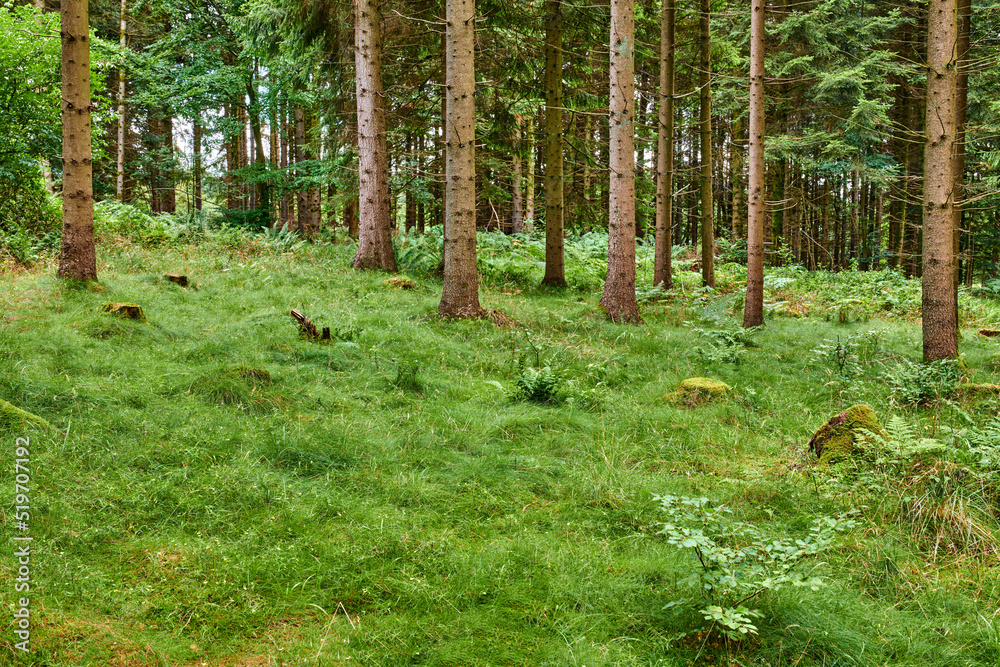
[1, 230, 999, 665]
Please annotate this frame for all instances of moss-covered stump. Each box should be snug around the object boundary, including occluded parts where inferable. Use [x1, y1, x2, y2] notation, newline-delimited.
[808, 404, 885, 464]
[384, 277, 415, 290]
[958, 383, 1000, 398]
[102, 302, 146, 321]
[667, 377, 731, 406]
[0, 398, 53, 433]
[165, 274, 189, 287]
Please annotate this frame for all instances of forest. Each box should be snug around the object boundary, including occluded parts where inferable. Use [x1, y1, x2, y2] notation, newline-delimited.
[3, 0, 1000, 664]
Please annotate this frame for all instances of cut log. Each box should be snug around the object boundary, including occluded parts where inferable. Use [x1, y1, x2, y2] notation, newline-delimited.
[165, 274, 189, 287]
[102, 302, 146, 321]
[290, 309, 319, 339]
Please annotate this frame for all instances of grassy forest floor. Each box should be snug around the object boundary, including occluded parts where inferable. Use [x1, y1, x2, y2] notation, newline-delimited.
[3, 215, 1000, 666]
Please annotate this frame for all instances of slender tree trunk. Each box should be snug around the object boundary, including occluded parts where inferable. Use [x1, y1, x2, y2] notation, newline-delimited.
[601, 0, 642, 323]
[193, 116, 203, 211]
[922, 0, 958, 360]
[542, 0, 566, 286]
[246, 81, 270, 222]
[653, 0, 674, 288]
[279, 99, 290, 226]
[294, 106, 308, 235]
[699, 0, 715, 287]
[512, 115, 524, 234]
[730, 115, 743, 239]
[439, 0, 484, 318]
[744, 0, 765, 327]
[525, 112, 536, 227]
[953, 0, 970, 333]
[58, 0, 97, 281]
[116, 0, 125, 201]
[353, 0, 397, 270]
[161, 116, 176, 213]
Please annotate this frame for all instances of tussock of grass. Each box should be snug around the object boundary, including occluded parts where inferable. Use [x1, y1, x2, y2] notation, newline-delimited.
[2, 235, 1000, 665]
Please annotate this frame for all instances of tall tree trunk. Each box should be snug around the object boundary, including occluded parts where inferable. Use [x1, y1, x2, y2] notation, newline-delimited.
[601, 0, 642, 323]
[353, 0, 397, 270]
[511, 115, 524, 234]
[525, 112, 536, 227]
[730, 115, 743, 239]
[294, 106, 309, 235]
[953, 0, 970, 333]
[279, 98, 291, 227]
[653, 0, 674, 288]
[439, 0, 484, 318]
[161, 116, 176, 213]
[744, 0, 765, 327]
[541, 0, 566, 286]
[699, 0, 715, 287]
[116, 0, 125, 201]
[246, 81, 270, 222]
[922, 0, 958, 361]
[193, 116, 203, 211]
[58, 0, 97, 281]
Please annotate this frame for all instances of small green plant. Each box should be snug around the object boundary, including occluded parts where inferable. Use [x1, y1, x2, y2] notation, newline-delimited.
[511, 364, 562, 403]
[886, 359, 960, 405]
[654, 495, 856, 640]
[391, 361, 422, 392]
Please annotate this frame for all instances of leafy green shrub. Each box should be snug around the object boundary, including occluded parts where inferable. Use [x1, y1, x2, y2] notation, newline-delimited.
[94, 200, 164, 243]
[511, 365, 562, 403]
[655, 495, 856, 640]
[0, 179, 60, 264]
[218, 207, 271, 232]
[886, 359, 960, 405]
[391, 361, 422, 393]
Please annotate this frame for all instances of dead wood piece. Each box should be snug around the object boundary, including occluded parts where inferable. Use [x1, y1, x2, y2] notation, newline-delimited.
[102, 302, 146, 321]
[290, 309, 320, 339]
[165, 274, 189, 287]
[384, 277, 415, 290]
[978, 328, 1000, 338]
[487, 308, 519, 329]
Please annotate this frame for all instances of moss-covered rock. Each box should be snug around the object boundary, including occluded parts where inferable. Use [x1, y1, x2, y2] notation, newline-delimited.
[102, 302, 146, 321]
[0, 398, 53, 433]
[808, 404, 885, 464]
[667, 377, 732, 406]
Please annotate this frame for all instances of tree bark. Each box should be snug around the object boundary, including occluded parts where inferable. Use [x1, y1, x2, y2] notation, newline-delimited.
[193, 116, 203, 211]
[294, 105, 309, 235]
[922, 0, 958, 361]
[511, 115, 524, 234]
[353, 0, 397, 270]
[653, 0, 674, 289]
[58, 0, 97, 281]
[744, 0, 765, 328]
[438, 0, 484, 318]
[601, 0, 642, 323]
[953, 0, 970, 334]
[541, 0, 566, 286]
[116, 0, 125, 201]
[699, 0, 715, 287]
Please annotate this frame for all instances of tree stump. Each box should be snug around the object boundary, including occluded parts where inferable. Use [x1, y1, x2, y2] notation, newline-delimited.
[102, 302, 146, 321]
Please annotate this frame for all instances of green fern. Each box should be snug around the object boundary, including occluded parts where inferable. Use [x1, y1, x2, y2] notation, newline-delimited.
[511, 366, 562, 404]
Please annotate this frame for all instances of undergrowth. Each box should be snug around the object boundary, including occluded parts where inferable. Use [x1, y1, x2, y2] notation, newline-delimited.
[0, 215, 999, 665]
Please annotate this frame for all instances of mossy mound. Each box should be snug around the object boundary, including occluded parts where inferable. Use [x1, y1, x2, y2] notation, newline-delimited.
[226, 366, 273, 388]
[808, 404, 885, 464]
[667, 377, 732, 406]
[0, 398, 53, 433]
[958, 383, 1000, 397]
[102, 302, 146, 321]
[384, 277, 415, 290]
